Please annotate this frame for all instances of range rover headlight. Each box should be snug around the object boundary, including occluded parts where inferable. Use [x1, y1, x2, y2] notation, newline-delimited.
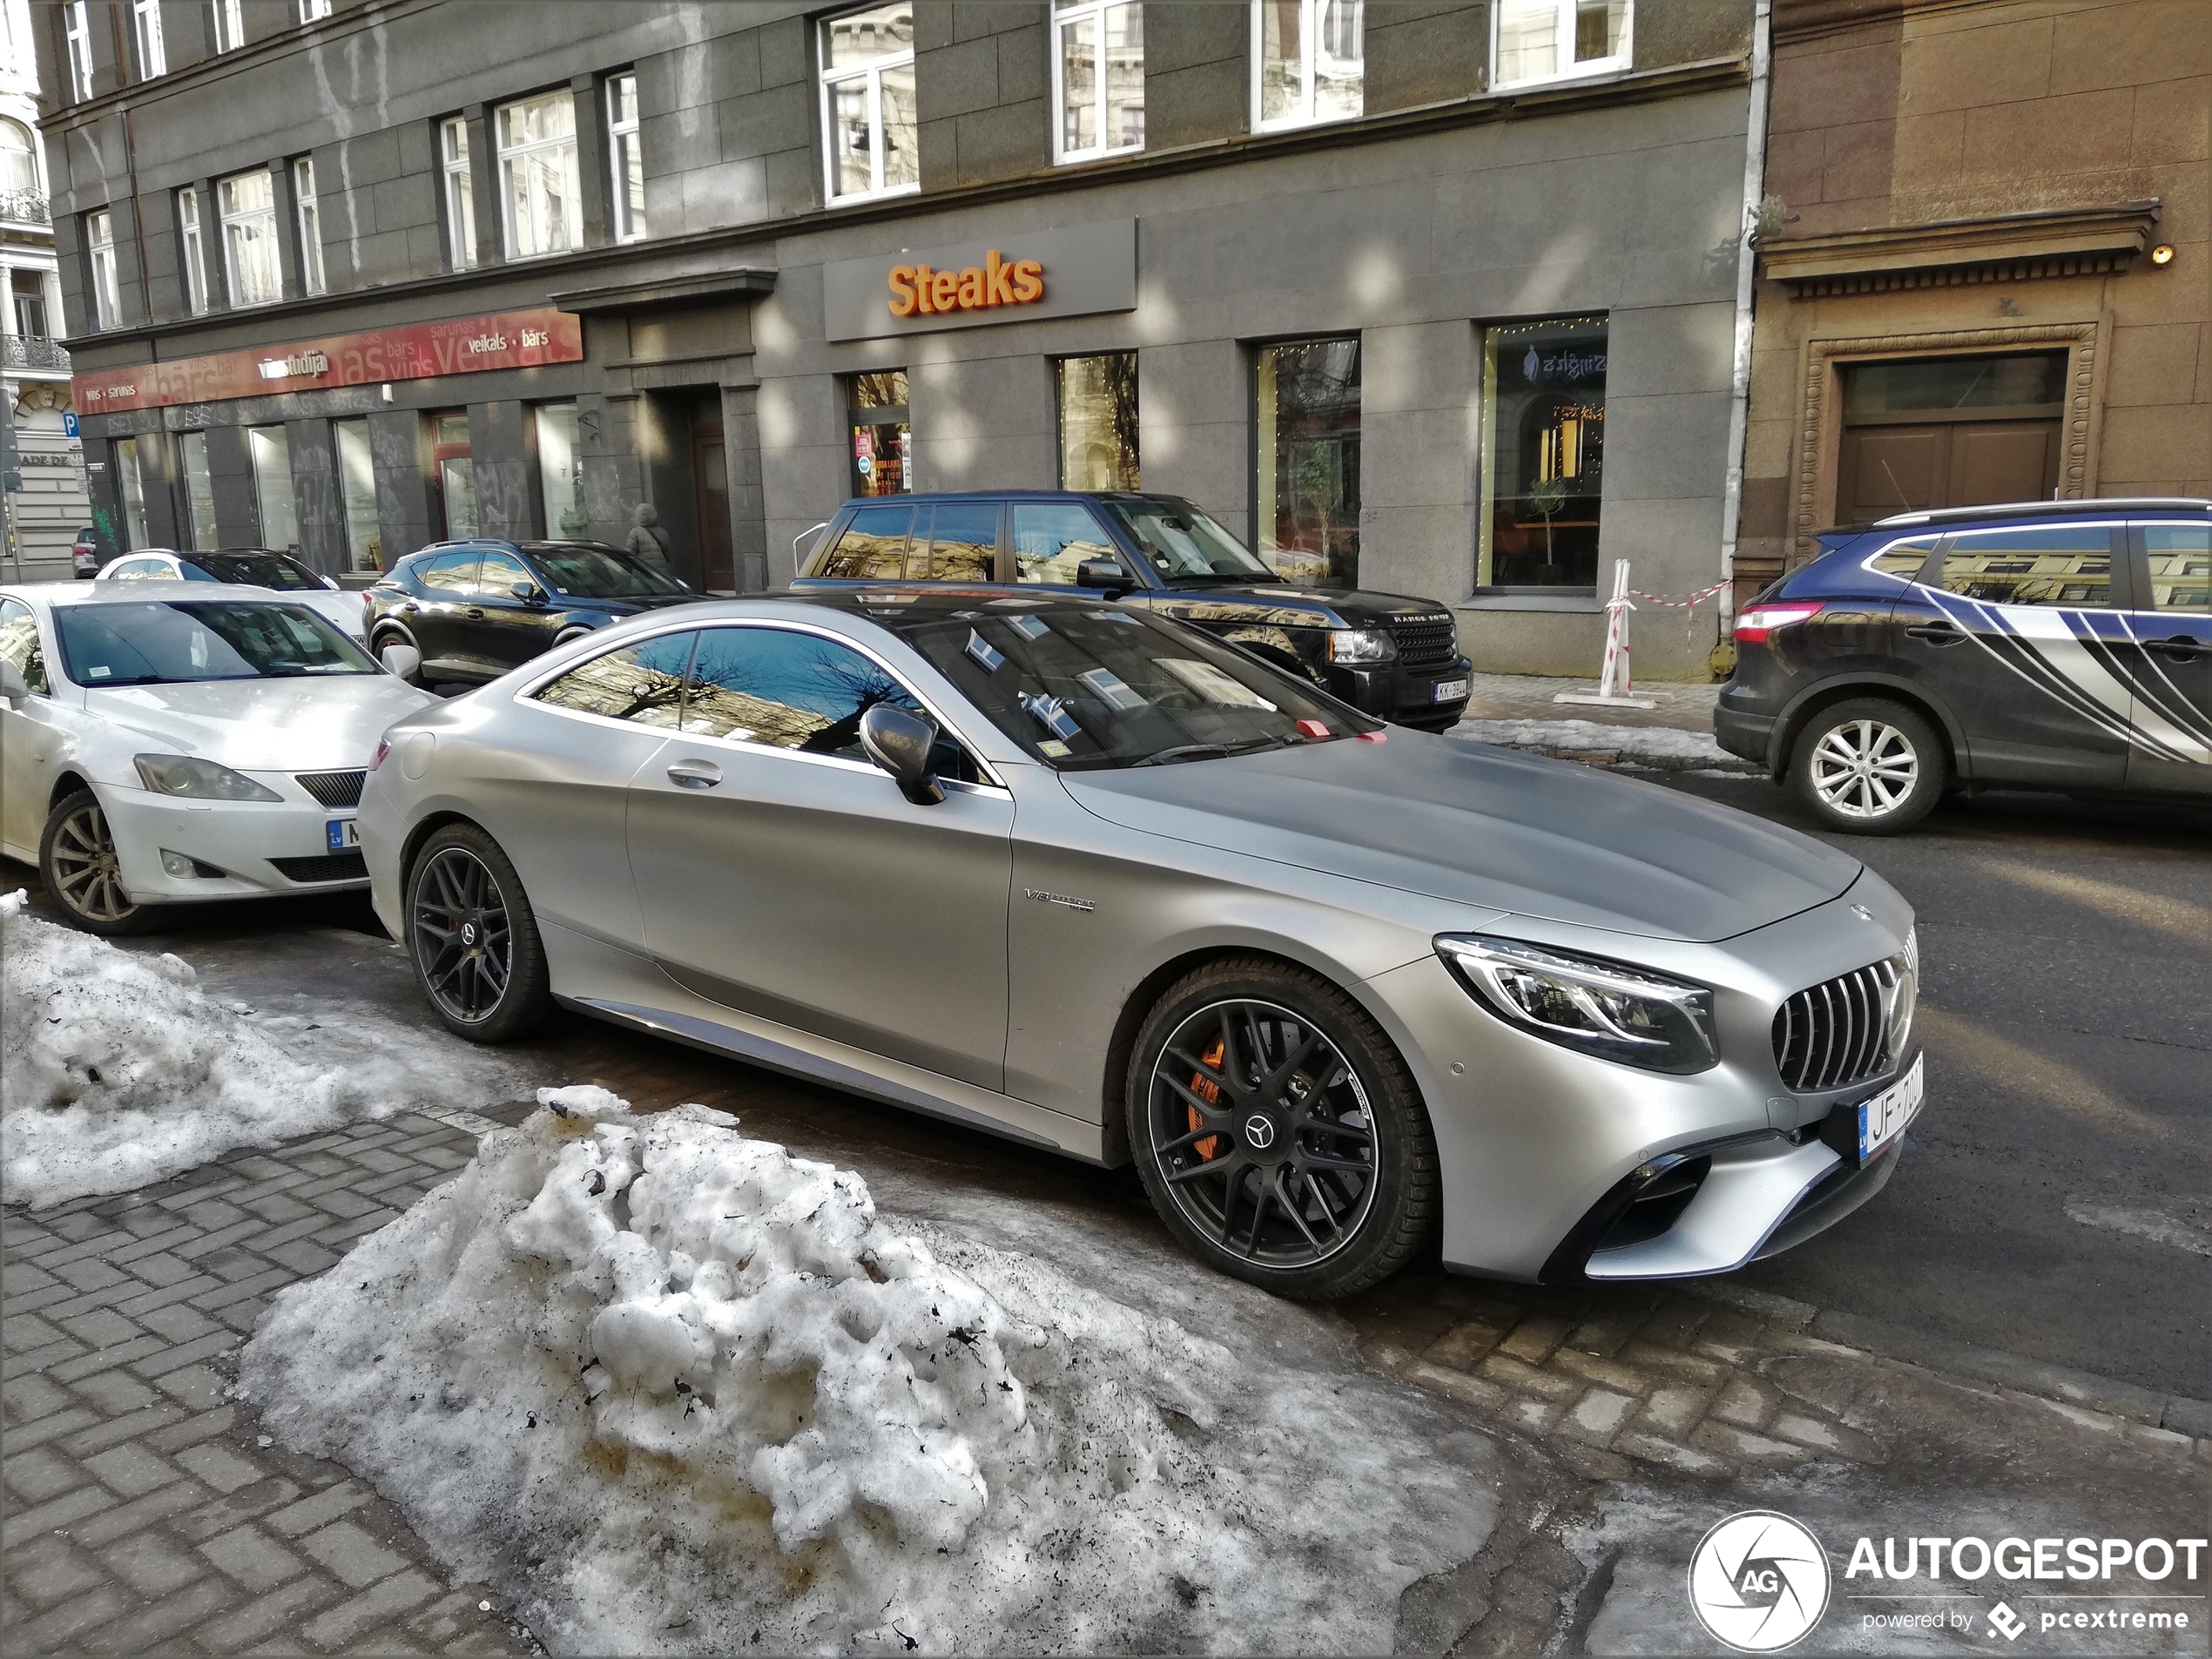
[1434, 934, 1719, 1074]
[134, 753, 283, 802]
[1326, 628, 1397, 664]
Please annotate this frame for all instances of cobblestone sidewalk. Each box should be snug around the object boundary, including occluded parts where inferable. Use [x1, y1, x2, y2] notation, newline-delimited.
[2, 1112, 534, 1657]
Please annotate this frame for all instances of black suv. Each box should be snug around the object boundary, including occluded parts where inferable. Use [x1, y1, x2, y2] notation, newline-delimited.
[364, 539, 703, 685]
[795, 491, 1472, 729]
[1716, 497, 2212, 833]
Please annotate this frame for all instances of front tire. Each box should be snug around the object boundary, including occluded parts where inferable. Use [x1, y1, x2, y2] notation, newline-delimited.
[404, 824, 552, 1041]
[1127, 957, 1437, 1300]
[1790, 698, 1946, 834]
[39, 790, 153, 936]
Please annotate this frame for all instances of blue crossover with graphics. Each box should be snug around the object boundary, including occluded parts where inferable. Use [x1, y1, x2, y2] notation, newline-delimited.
[1715, 499, 2212, 832]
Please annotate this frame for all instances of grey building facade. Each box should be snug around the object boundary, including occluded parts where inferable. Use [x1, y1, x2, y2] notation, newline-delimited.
[38, 0, 1757, 678]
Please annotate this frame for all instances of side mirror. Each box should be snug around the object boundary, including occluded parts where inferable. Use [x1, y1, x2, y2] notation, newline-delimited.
[0, 659, 29, 706]
[322, 574, 341, 590]
[511, 580, 542, 603]
[859, 704, 945, 806]
[380, 641, 422, 681]
[1076, 558, 1132, 595]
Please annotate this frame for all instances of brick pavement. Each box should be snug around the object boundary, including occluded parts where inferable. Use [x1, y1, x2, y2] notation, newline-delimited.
[2, 1112, 536, 1657]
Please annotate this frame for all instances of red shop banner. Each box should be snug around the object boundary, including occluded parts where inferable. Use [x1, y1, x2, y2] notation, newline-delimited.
[71, 307, 585, 415]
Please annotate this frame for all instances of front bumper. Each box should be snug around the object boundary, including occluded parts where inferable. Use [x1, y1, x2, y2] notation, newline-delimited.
[100, 783, 368, 904]
[1325, 656, 1474, 728]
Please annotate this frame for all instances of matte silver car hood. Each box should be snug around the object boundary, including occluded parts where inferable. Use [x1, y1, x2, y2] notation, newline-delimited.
[1062, 733, 1863, 942]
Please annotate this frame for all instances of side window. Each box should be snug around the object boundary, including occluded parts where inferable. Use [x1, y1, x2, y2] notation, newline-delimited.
[474, 551, 530, 597]
[109, 559, 159, 579]
[0, 598, 47, 693]
[1866, 536, 1937, 580]
[919, 501, 998, 581]
[177, 560, 221, 583]
[816, 504, 914, 579]
[2141, 524, 2212, 613]
[1012, 502, 1117, 583]
[1936, 527, 2113, 608]
[417, 551, 482, 594]
[528, 631, 697, 725]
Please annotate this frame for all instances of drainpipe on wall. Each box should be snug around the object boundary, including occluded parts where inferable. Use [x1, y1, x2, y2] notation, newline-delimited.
[1716, 0, 1774, 643]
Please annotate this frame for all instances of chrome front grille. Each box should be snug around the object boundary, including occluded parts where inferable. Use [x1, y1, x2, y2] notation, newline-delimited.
[1772, 956, 1910, 1093]
[295, 769, 367, 808]
[1387, 617, 1458, 670]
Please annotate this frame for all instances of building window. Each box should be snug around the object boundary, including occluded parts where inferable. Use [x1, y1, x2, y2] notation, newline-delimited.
[1056, 354, 1140, 489]
[432, 412, 477, 539]
[334, 418, 383, 574]
[1494, 0, 1629, 88]
[1254, 0, 1362, 132]
[293, 157, 325, 294]
[211, 0, 245, 53]
[132, 0, 165, 79]
[496, 92, 582, 260]
[115, 437, 150, 549]
[14, 282, 50, 340]
[1480, 315, 1608, 590]
[86, 209, 119, 328]
[1055, 1, 1143, 163]
[179, 431, 219, 550]
[607, 73, 645, 243]
[219, 170, 282, 307]
[299, 0, 332, 21]
[177, 189, 209, 314]
[440, 118, 479, 270]
[821, 3, 917, 206]
[535, 402, 585, 537]
[1255, 337, 1360, 588]
[64, 2, 96, 102]
[845, 371, 910, 496]
[248, 425, 298, 549]
[0, 119, 37, 192]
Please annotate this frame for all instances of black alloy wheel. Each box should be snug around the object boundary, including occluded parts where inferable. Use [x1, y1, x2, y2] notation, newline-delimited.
[405, 824, 551, 1041]
[1129, 958, 1437, 1299]
[39, 790, 153, 936]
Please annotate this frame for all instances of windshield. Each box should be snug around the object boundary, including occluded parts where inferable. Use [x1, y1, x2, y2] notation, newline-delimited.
[528, 543, 688, 599]
[56, 600, 379, 686]
[189, 552, 321, 590]
[1103, 499, 1279, 583]
[896, 602, 1372, 769]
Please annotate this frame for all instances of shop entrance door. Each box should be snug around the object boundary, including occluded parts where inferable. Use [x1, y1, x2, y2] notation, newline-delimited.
[692, 421, 734, 592]
[1835, 352, 2065, 523]
[430, 411, 477, 540]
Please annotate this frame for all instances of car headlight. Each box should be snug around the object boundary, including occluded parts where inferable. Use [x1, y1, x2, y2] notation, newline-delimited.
[1434, 934, 1719, 1074]
[134, 753, 284, 802]
[1326, 628, 1397, 664]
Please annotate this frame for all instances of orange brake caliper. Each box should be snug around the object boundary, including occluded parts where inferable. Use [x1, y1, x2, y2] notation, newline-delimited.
[1189, 1037, 1225, 1160]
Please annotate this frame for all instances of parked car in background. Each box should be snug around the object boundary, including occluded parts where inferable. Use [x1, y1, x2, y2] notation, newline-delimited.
[360, 587, 1919, 1300]
[0, 583, 435, 934]
[796, 491, 1474, 731]
[95, 548, 365, 639]
[1716, 498, 2212, 833]
[361, 539, 705, 686]
[71, 529, 101, 579]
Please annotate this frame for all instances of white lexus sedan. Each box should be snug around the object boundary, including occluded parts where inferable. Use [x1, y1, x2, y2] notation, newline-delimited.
[0, 583, 435, 934]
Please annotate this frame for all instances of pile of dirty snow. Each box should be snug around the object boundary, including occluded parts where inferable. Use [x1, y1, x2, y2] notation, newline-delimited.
[240, 1087, 1500, 1655]
[1453, 717, 1750, 772]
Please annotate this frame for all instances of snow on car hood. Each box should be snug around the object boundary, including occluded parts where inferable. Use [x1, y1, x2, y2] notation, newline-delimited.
[85, 674, 436, 772]
[1063, 732, 1863, 942]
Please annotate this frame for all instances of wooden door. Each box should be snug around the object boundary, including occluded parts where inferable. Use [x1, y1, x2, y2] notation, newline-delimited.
[691, 421, 734, 592]
[1837, 418, 2060, 523]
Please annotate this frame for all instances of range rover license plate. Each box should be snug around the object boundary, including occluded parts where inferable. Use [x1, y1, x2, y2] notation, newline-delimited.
[1858, 1054, 1923, 1161]
[1433, 678, 1470, 703]
[326, 818, 361, 853]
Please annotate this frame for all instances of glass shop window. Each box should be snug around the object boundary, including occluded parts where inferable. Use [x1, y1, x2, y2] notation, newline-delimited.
[846, 370, 911, 497]
[1480, 314, 1608, 590]
[1255, 335, 1360, 588]
[1056, 353, 1139, 490]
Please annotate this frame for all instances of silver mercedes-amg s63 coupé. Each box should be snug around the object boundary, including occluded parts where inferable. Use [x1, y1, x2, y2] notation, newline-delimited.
[361, 590, 1921, 1298]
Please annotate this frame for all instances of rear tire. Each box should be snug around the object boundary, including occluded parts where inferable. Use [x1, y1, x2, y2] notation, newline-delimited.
[403, 824, 552, 1042]
[1127, 956, 1437, 1300]
[39, 790, 154, 936]
[1789, 698, 1946, 834]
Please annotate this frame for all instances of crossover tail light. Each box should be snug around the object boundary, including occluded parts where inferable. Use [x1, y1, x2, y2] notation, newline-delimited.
[1735, 601, 1824, 644]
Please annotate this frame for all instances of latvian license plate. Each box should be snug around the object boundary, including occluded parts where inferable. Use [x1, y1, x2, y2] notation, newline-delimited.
[1858, 1053, 1923, 1161]
[1433, 678, 1470, 703]
[326, 817, 362, 853]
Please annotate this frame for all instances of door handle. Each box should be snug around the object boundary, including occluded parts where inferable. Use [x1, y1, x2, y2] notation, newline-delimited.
[465, 607, 484, 619]
[1905, 622, 1967, 646]
[665, 759, 723, 790]
[2143, 635, 2205, 661]
[402, 602, 420, 614]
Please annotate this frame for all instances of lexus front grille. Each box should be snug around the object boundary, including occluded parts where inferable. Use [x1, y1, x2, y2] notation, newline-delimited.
[1772, 957, 1909, 1093]
[295, 769, 367, 808]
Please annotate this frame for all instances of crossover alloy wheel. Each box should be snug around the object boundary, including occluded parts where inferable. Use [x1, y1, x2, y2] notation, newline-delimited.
[1791, 698, 1946, 834]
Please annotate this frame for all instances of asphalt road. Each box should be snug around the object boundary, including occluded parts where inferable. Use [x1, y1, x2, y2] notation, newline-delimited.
[8, 769, 2207, 1399]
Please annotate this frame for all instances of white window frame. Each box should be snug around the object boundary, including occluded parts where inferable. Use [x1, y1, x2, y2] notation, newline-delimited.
[299, 0, 333, 21]
[87, 208, 119, 328]
[819, 5, 919, 207]
[293, 156, 326, 293]
[211, 0, 245, 53]
[1490, 0, 1632, 91]
[606, 72, 646, 244]
[440, 117, 479, 270]
[1250, 0, 1364, 133]
[132, 0, 166, 79]
[177, 188, 209, 314]
[494, 91, 583, 261]
[1051, 0, 1145, 165]
[64, 0, 97, 100]
[219, 168, 282, 307]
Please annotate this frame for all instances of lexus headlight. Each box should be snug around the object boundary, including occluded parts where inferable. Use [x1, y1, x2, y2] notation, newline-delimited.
[134, 753, 283, 803]
[1435, 934, 1719, 1074]
[1326, 628, 1397, 664]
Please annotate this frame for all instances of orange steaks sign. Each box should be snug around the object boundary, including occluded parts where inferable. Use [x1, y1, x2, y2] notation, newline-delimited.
[823, 219, 1136, 342]
[888, 250, 1045, 318]
[71, 307, 584, 415]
